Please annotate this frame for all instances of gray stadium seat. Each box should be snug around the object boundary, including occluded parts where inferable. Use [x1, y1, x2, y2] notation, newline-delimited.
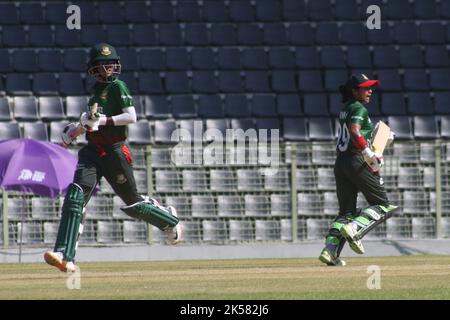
[44, 222, 59, 244]
[202, 220, 227, 242]
[237, 169, 264, 191]
[123, 221, 147, 243]
[403, 191, 428, 215]
[255, 220, 280, 241]
[298, 193, 322, 216]
[85, 196, 113, 220]
[97, 221, 121, 243]
[217, 195, 244, 217]
[165, 196, 191, 218]
[244, 195, 270, 217]
[182, 170, 208, 192]
[210, 169, 236, 191]
[398, 167, 422, 189]
[228, 220, 254, 241]
[306, 219, 330, 240]
[191, 195, 216, 218]
[178, 220, 202, 243]
[17, 222, 43, 244]
[386, 217, 411, 239]
[22, 122, 48, 141]
[264, 168, 290, 190]
[412, 217, 435, 239]
[270, 194, 291, 217]
[154, 170, 181, 192]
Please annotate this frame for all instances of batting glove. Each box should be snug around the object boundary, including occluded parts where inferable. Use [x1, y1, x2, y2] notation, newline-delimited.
[61, 122, 80, 145]
[80, 112, 106, 132]
[362, 147, 384, 173]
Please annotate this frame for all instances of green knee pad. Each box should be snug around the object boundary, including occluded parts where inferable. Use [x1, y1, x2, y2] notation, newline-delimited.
[54, 183, 85, 262]
[353, 204, 398, 240]
[121, 201, 179, 230]
[325, 220, 348, 257]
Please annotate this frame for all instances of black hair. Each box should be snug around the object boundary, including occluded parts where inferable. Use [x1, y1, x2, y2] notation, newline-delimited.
[339, 84, 354, 103]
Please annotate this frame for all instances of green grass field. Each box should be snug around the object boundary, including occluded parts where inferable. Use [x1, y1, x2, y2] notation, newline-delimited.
[0, 255, 449, 300]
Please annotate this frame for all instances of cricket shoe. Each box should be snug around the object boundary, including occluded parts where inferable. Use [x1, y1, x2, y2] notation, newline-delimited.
[44, 251, 76, 273]
[340, 224, 365, 255]
[164, 206, 182, 245]
[318, 248, 346, 267]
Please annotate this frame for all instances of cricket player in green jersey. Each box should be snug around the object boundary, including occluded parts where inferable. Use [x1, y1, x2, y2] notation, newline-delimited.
[319, 74, 397, 266]
[44, 43, 182, 272]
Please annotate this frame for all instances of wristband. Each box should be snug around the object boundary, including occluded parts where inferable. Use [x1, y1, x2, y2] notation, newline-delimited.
[354, 135, 368, 151]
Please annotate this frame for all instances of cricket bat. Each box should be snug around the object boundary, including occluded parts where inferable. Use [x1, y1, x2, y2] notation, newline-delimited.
[371, 121, 391, 154]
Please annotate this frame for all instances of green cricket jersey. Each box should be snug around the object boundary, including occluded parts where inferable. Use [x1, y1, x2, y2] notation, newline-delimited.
[87, 79, 134, 145]
[336, 100, 374, 154]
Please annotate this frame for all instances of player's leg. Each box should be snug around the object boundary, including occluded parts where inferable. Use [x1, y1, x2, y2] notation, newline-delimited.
[45, 147, 99, 271]
[342, 156, 398, 241]
[103, 144, 182, 244]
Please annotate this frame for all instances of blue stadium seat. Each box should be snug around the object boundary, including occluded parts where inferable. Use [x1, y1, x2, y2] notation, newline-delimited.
[192, 71, 218, 94]
[117, 48, 139, 72]
[393, 22, 419, 44]
[0, 49, 11, 73]
[118, 72, 139, 94]
[165, 71, 190, 93]
[264, 23, 288, 45]
[328, 93, 341, 116]
[39, 97, 65, 121]
[255, 118, 281, 141]
[315, 23, 340, 45]
[224, 95, 250, 117]
[0, 3, 19, 25]
[0, 98, 12, 121]
[38, 50, 63, 72]
[230, 118, 256, 133]
[218, 71, 244, 93]
[132, 95, 145, 120]
[373, 46, 400, 68]
[346, 46, 372, 68]
[387, 116, 413, 140]
[399, 46, 424, 67]
[19, 2, 45, 24]
[166, 47, 190, 70]
[298, 70, 324, 92]
[381, 93, 407, 115]
[334, 0, 360, 20]
[217, 48, 241, 70]
[66, 96, 88, 120]
[403, 69, 429, 91]
[177, 1, 202, 22]
[386, 0, 413, 20]
[107, 25, 132, 47]
[320, 47, 345, 69]
[171, 95, 197, 118]
[229, 0, 255, 22]
[283, 117, 308, 141]
[158, 24, 183, 46]
[6, 74, 32, 96]
[185, 24, 209, 46]
[139, 48, 166, 71]
[309, 117, 334, 140]
[251, 94, 277, 117]
[132, 24, 158, 46]
[151, 1, 176, 22]
[33, 73, 59, 96]
[377, 69, 403, 92]
[29, 26, 54, 47]
[424, 46, 450, 67]
[289, 23, 315, 46]
[76, 1, 99, 24]
[441, 115, 450, 138]
[13, 97, 38, 121]
[341, 22, 367, 45]
[237, 24, 264, 46]
[419, 22, 446, 44]
[191, 48, 216, 70]
[244, 71, 271, 93]
[124, 1, 150, 23]
[63, 49, 87, 72]
[441, 0, 450, 18]
[178, 119, 204, 143]
[277, 94, 302, 117]
[98, 1, 125, 23]
[256, 0, 282, 22]
[367, 23, 392, 45]
[128, 121, 152, 145]
[3, 26, 27, 47]
[198, 95, 224, 118]
[269, 47, 295, 69]
[242, 48, 269, 70]
[413, 116, 439, 139]
[12, 49, 38, 73]
[271, 70, 297, 93]
[23, 122, 48, 141]
[81, 25, 106, 46]
[307, 0, 333, 21]
[154, 120, 177, 144]
[303, 94, 329, 116]
[144, 96, 170, 119]
[429, 69, 450, 90]
[407, 92, 433, 115]
[282, 0, 306, 21]
[138, 72, 164, 94]
[203, 1, 228, 22]
[54, 25, 82, 47]
[211, 24, 237, 46]
[0, 122, 20, 139]
[324, 70, 347, 92]
[434, 92, 450, 114]
[295, 47, 320, 69]
[413, 0, 438, 19]
[59, 73, 86, 96]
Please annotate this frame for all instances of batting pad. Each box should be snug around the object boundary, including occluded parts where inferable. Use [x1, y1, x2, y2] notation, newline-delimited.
[121, 200, 179, 230]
